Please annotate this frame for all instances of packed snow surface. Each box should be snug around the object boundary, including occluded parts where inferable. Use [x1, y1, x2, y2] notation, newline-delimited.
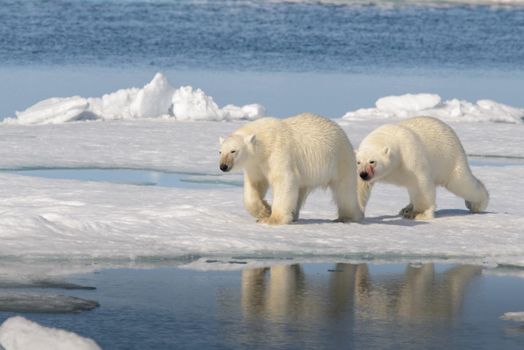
[0, 316, 101, 350]
[0, 73, 523, 274]
[4, 73, 265, 125]
[0, 119, 522, 275]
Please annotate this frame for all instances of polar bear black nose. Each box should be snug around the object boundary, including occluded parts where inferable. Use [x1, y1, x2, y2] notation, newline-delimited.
[360, 171, 369, 180]
[220, 164, 229, 172]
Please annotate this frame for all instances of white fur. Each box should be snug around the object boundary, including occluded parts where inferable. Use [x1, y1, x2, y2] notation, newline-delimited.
[356, 116, 489, 220]
[219, 113, 363, 225]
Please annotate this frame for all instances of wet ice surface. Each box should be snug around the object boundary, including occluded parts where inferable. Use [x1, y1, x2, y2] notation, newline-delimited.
[1, 263, 521, 350]
[2, 168, 242, 188]
[0, 278, 97, 314]
[0, 294, 98, 314]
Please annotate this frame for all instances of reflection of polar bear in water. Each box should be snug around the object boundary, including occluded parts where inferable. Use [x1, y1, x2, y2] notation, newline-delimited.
[219, 113, 363, 225]
[356, 116, 489, 220]
[239, 263, 481, 323]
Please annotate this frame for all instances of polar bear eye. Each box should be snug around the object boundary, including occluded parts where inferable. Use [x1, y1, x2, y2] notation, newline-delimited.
[357, 161, 361, 165]
[370, 160, 376, 164]
[231, 150, 236, 154]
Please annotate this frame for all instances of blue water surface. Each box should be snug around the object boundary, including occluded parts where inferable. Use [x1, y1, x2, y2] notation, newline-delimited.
[1, 0, 523, 72]
[1, 263, 523, 350]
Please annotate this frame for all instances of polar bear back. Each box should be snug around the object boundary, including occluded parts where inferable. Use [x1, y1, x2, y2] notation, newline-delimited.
[361, 116, 469, 186]
[399, 117, 468, 184]
[234, 113, 355, 187]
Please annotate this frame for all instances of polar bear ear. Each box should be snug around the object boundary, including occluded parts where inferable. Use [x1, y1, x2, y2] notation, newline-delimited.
[244, 134, 256, 145]
[219, 137, 225, 145]
[383, 147, 390, 155]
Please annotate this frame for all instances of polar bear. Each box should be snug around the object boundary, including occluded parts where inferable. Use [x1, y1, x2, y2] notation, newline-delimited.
[219, 113, 363, 225]
[356, 116, 489, 220]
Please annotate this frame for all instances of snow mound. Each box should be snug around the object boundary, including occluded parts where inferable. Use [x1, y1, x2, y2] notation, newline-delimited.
[501, 312, 524, 322]
[342, 93, 524, 124]
[0, 316, 101, 350]
[5, 73, 266, 125]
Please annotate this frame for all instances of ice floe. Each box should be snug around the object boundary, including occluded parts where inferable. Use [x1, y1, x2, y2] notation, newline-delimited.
[0, 316, 101, 350]
[5, 74, 524, 126]
[0, 117, 523, 271]
[342, 93, 524, 124]
[501, 312, 524, 322]
[0, 293, 98, 313]
[4, 73, 265, 125]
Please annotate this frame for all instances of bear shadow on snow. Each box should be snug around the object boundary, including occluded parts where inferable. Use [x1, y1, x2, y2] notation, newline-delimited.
[363, 215, 428, 227]
[433, 208, 491, 218]
[291, 216, 427, 227]
[292, 218, 342, 225]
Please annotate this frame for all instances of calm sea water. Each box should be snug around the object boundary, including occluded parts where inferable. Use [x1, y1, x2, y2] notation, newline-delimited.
[0, 0, 523, 72]
[0, 263, 522, 350]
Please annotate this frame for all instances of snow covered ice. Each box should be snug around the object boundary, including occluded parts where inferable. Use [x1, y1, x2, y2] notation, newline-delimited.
[0, 75, 523, 280]
[0, 316, 101, 350]
[0, 119, 523, 275]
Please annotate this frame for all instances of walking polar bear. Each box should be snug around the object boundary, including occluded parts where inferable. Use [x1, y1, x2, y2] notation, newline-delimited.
[219, 113, 363, 225]
[356, 116, 489, 220]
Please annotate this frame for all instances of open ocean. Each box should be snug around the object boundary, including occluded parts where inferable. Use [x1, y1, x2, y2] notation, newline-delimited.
[1, 0, 523, 72]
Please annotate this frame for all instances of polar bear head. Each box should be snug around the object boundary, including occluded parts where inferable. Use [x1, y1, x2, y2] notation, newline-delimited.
[219, 133, 256, 172]
[355, 145, 394, 182]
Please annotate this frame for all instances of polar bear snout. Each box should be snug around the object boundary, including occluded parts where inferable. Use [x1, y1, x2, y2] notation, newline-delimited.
[220, 163, 231, 172]
[359, 171, 370, 180]
[359, 165, 375, 181]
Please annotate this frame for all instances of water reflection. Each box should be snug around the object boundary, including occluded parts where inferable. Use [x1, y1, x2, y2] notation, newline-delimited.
[241, 263, 481, 323]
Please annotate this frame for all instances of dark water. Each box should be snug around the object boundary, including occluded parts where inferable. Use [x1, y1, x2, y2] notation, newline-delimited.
[1, 263, 523, 350]
[1, 0, 523, 72]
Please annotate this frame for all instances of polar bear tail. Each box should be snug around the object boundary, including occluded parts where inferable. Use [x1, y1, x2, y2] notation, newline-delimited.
[357, 177, 374, 214]
[464, 177, 489, 213]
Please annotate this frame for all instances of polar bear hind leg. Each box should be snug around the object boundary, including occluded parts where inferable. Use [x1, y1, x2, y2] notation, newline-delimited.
[293, 187, 311, 222]
[446, 172, 489, 213]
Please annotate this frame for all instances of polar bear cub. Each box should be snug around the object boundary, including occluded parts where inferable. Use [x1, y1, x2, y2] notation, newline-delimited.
[356, 116, 489, 220]
[219, 113, 363, 225]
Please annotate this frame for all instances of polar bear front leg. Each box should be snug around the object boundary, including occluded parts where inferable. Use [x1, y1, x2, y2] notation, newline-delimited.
[259, 176, 298, 225]
[243, 174, 271, 220]
[402, 179, 436, 220]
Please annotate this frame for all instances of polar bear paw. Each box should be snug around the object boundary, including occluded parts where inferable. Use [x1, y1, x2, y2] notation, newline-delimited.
[257, 213, 293, 225]
[399, 204, 414, 217]
[465, 199, 487, 213]
[400, 205, 434, 220]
